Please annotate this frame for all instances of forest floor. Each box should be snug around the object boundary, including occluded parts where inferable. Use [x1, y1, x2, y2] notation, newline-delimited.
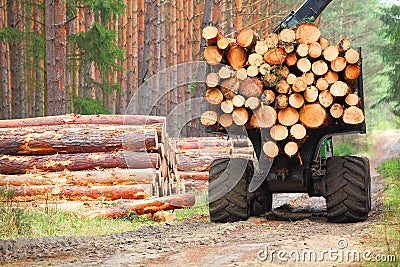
[1, 130, 399, 266]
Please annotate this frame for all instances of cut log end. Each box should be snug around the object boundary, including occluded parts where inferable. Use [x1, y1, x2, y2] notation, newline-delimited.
[345, 94, 360, 106]
[330, 103, 344, 119]
[343, 106, 365, 125]
[260, 90, 276, 105]
[232, 95, 246, 107]
[299, 104, 327, 128]
[248, 53, 264, 67]
[315, 77, 329, 91]
[296, 23, 321, 44]
[251, 105, 277, 128]
[308, 42, 322, 58]
[344, 64, 361, 80]
[318, 90, 334, 108]
[206, 72, 220, 87]
[219, 113, 233, 128]
[323, 46, 339, 62]
[220, 99, 234, 113]
[345, 48, 360, 64]
[245, 97, 261, 110]
[202, 26, 221, 45]
[270, 124, 288, 141]
[200, 111, 218, 126]
[277, 107, 299, 127]
[263, 141, 279, 158]
[284, 141, 298, 157]
[236, 28, 258, 49]
[304, 86, 319, 103]
[312, 60, 328, 76]
[226, 45, 247, 70]
[204, 46, 223, 65]
[337, 38, 351, 53]
[264, 48, 287, 65]
[288, 93, 304, 109]
[330, 81, 350, 97]
[297, 58, 311, 73]
[330, 57, 347, 73]
[278, 28, 296, 43]
[290, 124, 307, 140]
[205, 88, 223, 105]
[232, 108, 249, 126]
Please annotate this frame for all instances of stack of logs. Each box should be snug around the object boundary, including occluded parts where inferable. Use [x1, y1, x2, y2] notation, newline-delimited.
[0, 114, 195, 218]
[201, 23, 365, 159]
[168, 136, 254, 190]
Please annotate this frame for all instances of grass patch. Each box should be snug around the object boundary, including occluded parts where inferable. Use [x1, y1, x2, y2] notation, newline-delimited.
[333, 134, 374, 157]
[0, 189, 211, 240]
[174, 191, 209, 220]
[0, 204, 158, 240]
[365, 158, 400, 266]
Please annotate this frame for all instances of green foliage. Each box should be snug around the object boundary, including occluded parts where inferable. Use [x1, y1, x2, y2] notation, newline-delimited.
[0, 188, 33, 238]
[174, 205, 209, 220]
[333, 142, 357, 156]
[333, 134, 374, 156]
[0, 27, 25, 44]
[0, 189, 158, 239]
[319, 0, 397, 130]
[70, 0, 126, 25]
[377, 4, 400, 117]
[366, 158, 400, 266]
[69, 22, 124, 95]
[72, 96, 110, 115]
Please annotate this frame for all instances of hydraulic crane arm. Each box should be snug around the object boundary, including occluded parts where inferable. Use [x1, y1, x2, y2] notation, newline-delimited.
[273, 0, 333, 33]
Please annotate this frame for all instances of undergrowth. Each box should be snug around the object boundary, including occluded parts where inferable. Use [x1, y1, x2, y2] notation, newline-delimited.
[365, 158, 400, 266]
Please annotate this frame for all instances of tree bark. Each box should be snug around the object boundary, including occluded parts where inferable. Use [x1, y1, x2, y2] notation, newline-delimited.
[0, 168, 158, 186]
[4, 185, 151, 201]
[46, 0, 67, 116]
[75, 192, 195, 219]
[0, 114, 166, 128]
[0, 5, 9, 119]
[0, 125, 158, 155]
[175, 152, 229, 172]
[178, 171, 209, 181]
[299, 104, 327, 128]
[7, 0, 25, 119]
[0, 151, 160, 175]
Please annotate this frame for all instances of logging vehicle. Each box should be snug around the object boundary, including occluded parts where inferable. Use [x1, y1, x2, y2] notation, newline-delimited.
[206, 0, 371, 223]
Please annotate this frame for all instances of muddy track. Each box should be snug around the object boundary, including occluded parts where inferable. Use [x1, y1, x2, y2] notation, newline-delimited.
[1, 130, 399, 266]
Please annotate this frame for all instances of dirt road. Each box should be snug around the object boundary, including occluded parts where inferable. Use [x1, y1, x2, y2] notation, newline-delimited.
[1, 130, 399, 266]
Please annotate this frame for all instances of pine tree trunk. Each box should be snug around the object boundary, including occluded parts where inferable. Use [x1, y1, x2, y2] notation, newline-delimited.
[45, 0, 66, 116]
[0, 168, 158, 187]
[7, 0, 25, 119]
[117, 9, 127, 114]
[130, 0, 139, 115]
[0, 125, 159, 155]
[0, 5, 9, 119]
[75, 192, 195, 219]
[33, 3, 44, 117]
[234, 0, 243, 30]
[159, 2, 167, 116]
[0, 151, 160, 175]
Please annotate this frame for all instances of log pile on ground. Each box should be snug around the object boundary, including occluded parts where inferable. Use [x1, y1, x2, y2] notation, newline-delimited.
[201, 24, 365, 159]
[168, 137, 254, 190]
[0, 114, 193, 217]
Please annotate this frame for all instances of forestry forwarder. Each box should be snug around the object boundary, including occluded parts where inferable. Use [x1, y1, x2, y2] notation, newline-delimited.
[208, 0, 371, 223]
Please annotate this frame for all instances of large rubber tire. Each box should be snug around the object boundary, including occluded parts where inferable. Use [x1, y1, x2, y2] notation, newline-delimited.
[325, 156, 371, 223]
[249, 184, 273, 216]
[208, 158, 252, 222]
